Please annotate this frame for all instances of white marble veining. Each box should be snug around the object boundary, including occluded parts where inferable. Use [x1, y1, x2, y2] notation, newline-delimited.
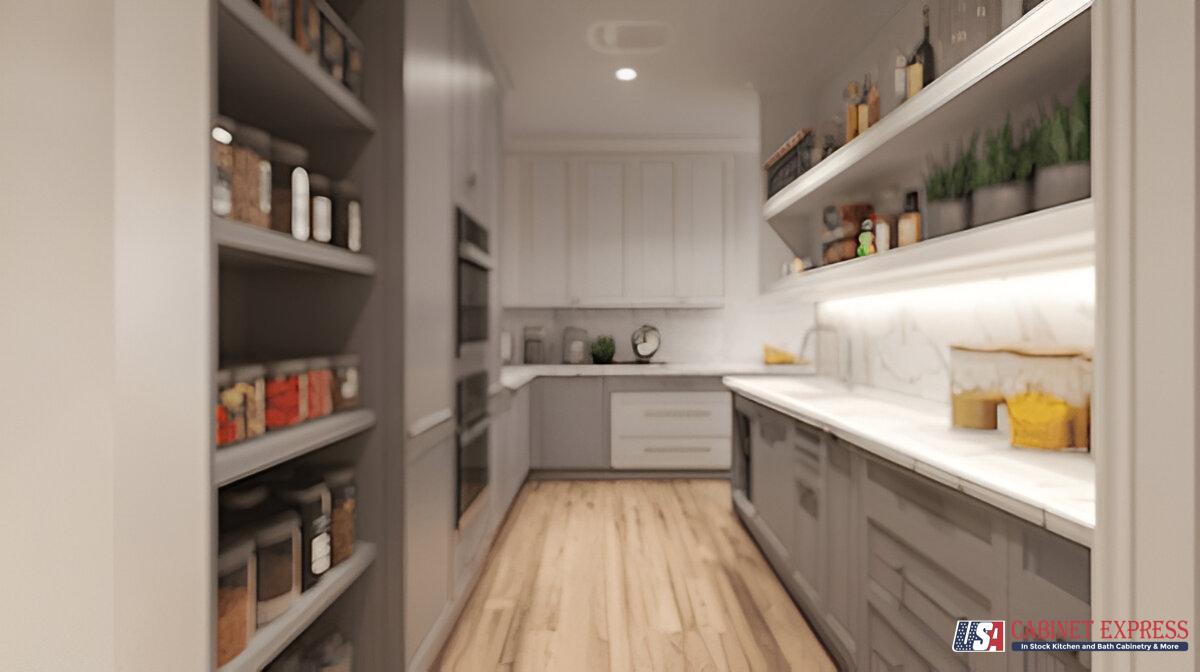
[723, 374, 1095, 547]
[499, 362, 814, 391]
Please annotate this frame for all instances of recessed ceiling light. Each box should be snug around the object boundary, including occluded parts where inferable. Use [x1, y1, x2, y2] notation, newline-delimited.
[615, 67, 638, 82]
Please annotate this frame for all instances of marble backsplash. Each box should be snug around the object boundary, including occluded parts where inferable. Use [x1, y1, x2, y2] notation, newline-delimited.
[816, 268, 1096, 403]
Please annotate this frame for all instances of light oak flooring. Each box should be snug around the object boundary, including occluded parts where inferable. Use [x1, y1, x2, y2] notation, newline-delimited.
[435, 479, 837, 671]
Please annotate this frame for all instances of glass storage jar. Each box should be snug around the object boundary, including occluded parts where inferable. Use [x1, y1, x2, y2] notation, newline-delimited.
[319, 8, 346, 83]
[259, 0, 292, 34]
[949, 345, 1011, 429]
[216, 368, 246, 447]
[212, 116, 236, 217]
[332, 180, 362, 252]
[314, 631, 354, 672]
[217, 535, 257, 667]
[306, 357, 334, 420]
[324, 467, 356, 567]
[219, 483, 278, 533]
[345, 36, 364, 97]
[331, 354, 361, 411]
[294, 0, 321, 59]
[231, 124, 272, 228]
[274, 474, 333, 591]
[309, 173, 333, 244]
[234, 364, 267, 439]
[270, 139, 310, 241]
[266, 359, 310, 430]
[1004, 346, 1092, 451]
[254, 511, 302, 625]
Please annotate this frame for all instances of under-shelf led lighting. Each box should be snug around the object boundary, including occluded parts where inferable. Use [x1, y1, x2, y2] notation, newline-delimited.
[615, 67, 638, 81]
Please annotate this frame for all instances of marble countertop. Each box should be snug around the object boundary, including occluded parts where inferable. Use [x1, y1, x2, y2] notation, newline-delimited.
[723, 375, 1095, 548]
[499, 362, 813, 391]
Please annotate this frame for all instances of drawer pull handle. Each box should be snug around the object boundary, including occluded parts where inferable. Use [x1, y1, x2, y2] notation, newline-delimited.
[644, 409, 712, 418]
[644, 446, 712, 453]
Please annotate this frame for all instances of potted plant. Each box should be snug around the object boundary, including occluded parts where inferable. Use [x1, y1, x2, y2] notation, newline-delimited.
[970, 116, 1035, 226]
[924, 135, 976, 238]
[591, 335, 615, 364]
[1032, 81, 1090, 210]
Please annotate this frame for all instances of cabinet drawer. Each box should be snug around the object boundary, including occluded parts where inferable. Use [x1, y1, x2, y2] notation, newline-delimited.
[611, 436, 731, 470]
[865, 459, 998, 588]
[867, 603, 967, 672]
[610, 391, 732, 438]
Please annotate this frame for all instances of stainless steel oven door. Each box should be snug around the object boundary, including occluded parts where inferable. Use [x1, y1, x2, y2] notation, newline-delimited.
[457, 416, 489, 522]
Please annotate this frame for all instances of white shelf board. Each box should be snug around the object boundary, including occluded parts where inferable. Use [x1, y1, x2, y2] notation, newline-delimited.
[766, 199, 1094, 301]
[764, 0, 1091, 222]
[215, 409, 376, 487]
[217, 0, 375, 134]
[219, 542, 377, 672]
[214, 217, 377, 276]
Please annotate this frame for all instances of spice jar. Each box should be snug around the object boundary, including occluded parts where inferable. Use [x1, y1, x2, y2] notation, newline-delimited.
[949, 345, 1011, 429]
[345, 38, 364, 97]
[258, 0, 292, 34]
[217, 536, 257, 666]
[324, 467, 357, 567]
[274, 474, 333, 591]
[1004, 347, 1092, 451]
[212, 116, 236, 217]
[309, 173, 333, 244]
[332, 181, 362, 252]
[220, 483, 277, 533]
[319, 9, 346, 83]
[234, 364, 268, 439]
[231, 124, 272, 228]
[270, 139, 311, 241]
[294, 0, 321, 59]
[254, 511, 302, 625]
[266, 359, 310, 430]
[331, 354, 361, 411]
[306, 357, 334, 420]
[216, 368, 246, 447]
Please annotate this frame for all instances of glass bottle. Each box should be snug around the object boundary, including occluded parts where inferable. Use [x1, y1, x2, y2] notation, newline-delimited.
[908, 5, 936, 94]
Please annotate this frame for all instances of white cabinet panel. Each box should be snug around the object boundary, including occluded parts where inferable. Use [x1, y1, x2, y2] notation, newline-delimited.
[525, 159, 570, 304]
[404, 436, 454, 661]
[572, 160, 625, 301]
[610, 391, 732, 439]
[677, 156, 726, 299]
[637, 161, 677, 298]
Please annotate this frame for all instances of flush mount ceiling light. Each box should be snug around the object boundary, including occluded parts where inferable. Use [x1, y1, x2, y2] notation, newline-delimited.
[615, 67, 638, 81]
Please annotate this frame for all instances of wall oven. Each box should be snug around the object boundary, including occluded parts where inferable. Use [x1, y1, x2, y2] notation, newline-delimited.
[456, 207, 491, 360]
[456, 370, 489, 523]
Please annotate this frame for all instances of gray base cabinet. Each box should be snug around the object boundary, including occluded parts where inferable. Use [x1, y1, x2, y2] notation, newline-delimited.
[732, 396, 1091, 672]
[531, 377, 608, 469]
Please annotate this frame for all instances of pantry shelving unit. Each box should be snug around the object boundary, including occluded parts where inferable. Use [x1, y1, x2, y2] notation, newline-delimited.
[213, 0, 403, 668]
[218, 543, 379, 672]
[214, 409, 377, 487]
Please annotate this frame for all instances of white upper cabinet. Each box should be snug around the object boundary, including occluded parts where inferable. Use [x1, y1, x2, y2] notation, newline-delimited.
[502, 152, 730, 308]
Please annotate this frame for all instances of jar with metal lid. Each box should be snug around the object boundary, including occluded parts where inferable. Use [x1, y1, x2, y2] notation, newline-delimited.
[219, 483, 279, 533]
[324, 467, 356, 567]
[217, 535, 257, 666]
[253, 511, 302, 625]
[331, 354, 361, 411]
[266, 359, 310, 430]
[270, 139, 310, 241]
[306, 357, 334, 420]
[309, 173, 333, 244]
[294, 0, 321, 59]
[234, 364, 267, 439]
[949, 345, 1012, 429]
[319, 8, 346, 83]
[212, 116, 236, 217]
[231, 124, 272, 228]
[332, 180, 362, 252]
[274, 474, 333, 591]
[1004, 347, 1092, 451]
[216, 368, 246, 447]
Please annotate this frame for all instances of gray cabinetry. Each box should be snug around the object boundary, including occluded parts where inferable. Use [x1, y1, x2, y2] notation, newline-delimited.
[532, 377, 607, 469]
[748, 403, 795, 561]
[1006, 519, 1091, 672]
[789, 419, 824, 610]
[822, 438, 861, 664]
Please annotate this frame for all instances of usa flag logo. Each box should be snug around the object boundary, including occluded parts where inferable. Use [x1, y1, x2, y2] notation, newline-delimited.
[952, 620, 1006, 652]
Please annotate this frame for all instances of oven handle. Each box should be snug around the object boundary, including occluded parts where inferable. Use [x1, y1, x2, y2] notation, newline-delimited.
[458, 416, 491, 444]
[458, 241, 494, 270]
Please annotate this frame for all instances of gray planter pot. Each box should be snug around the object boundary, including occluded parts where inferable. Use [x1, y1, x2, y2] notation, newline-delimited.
[1033, 161, 1091, 210]
[971, 180, 1031, 226]
[924, 198, 971, 239]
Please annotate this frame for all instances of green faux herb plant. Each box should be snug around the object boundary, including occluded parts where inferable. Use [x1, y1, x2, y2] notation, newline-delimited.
[971, 116, 1035, 190]
[926, 133, 978, 201]
[591, 335, 616, 364]
[1034, 80, 1090, 167]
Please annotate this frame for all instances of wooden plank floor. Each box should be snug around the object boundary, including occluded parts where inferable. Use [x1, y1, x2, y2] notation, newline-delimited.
[435, 480, 837, 671]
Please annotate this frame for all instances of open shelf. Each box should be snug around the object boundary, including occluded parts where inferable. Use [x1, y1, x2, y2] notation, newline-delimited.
[215, 217, 377, 275]
[764, 0, 1091, 222]
[215, 409, 376, 487]
[766, 199, 1093, 301]
[219, 542, 377, 672]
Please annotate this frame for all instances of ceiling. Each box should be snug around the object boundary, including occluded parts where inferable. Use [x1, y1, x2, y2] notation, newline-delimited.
[470, 0, 907, 138]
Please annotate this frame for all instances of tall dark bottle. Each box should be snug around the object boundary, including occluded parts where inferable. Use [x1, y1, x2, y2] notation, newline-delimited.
[907, 5, 935, 97]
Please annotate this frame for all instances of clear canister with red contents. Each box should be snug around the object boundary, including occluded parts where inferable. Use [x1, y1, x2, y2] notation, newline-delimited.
[266, 359, 309, 430]
[216, 368, 245, 447]
[307, 357, 334, 420]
